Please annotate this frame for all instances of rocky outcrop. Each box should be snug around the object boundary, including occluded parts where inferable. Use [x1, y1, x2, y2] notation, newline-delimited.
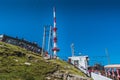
[46, 70, 91, 80]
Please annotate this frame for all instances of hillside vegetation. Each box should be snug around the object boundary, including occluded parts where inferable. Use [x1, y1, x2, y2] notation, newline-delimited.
[0, 42, 90, 80]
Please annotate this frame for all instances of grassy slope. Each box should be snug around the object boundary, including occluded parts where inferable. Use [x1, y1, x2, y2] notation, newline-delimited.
[0, 42, 88, 80]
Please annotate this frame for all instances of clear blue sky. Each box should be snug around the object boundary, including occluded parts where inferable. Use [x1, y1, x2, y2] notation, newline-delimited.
[0, 0, 120, 65]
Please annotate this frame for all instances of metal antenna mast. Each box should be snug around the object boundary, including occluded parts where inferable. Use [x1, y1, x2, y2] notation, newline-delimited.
[41, 26, 46, 56]
[52, 7, 59, 58]
[41, 26, 53, 57]
[71, 43, 75, 57]
[105, 48, 110, 64]
[47, 26, 53, 58]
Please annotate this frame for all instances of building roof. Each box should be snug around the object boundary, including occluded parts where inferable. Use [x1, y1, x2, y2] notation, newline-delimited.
[0, 34, 41, 48]
[69, 55, 88, 58]
[68, 55, 88, 60]
[104, 64, 120, 68]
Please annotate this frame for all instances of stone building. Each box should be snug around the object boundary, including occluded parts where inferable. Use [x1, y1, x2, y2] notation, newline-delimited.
[0, 34, 42, 53]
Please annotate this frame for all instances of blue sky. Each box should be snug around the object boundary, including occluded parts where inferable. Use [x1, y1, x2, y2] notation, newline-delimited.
[0, 0, 120, 65]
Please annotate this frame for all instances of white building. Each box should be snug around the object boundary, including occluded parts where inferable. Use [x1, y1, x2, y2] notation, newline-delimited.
[68, 55, 89, 74]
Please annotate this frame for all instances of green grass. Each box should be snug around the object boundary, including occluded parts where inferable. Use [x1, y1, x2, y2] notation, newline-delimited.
[49, 59, 86, 76]
[0, 42, 90, 80]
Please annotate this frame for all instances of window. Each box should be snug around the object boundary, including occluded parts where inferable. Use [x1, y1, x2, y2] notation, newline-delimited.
[0, 35, 3, 41]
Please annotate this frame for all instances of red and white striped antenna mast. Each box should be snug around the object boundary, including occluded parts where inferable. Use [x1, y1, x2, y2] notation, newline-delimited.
[52, 7, 59, 58]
